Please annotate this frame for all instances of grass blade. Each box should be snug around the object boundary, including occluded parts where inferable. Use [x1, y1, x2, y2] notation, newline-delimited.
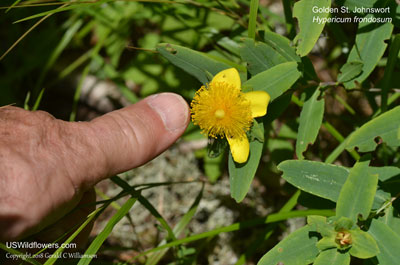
[0, 3, 69, 61]
[77, 195, 139, 265]
[43, 206, 105, 265]
[145, 183, 204, 265]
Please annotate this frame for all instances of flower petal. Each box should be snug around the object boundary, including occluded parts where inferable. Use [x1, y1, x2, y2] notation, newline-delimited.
[211, 68, 241, 91]
[227, 134, 250, 163]
[244, 91, 270, 118]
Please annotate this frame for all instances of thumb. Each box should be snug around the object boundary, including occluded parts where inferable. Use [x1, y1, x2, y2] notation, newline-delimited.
[70, 92, 190, 188]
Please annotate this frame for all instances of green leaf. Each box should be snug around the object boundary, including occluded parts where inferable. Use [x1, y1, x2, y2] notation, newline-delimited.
[248, 0, 259, 39]
[307, 215, 327, 226]
[372, 189, 391, 210]
[229, 125, 264, 202]
[257, 225, 319, 265]
[243, 62, 301, 101]
[133, 210, 334, 262]
[157, 43, 231, 84]
[370, 166, 400, 182]
[279, 160, 349, 202]
[336, 0, 379, 11]
[239, 38, 288, 75]
[293, 0, 331, 57]
[279, 160, 388, 207]
[343, 17, 393, 88]
[347, 106, 400, 152]
[250, 119, 264, 142]
[314, 248, 350, 265]
[228, 142, 263, 202]
[381, 206, 400, 237]
[368, 219, 400, 265]
[296, 87, 325, 159]
[316, 236, 337, 251]
[334, 217, 354, 231]
[307, 216, 335, 237]
[337, 61, 363, 83]
[336, 158, 378, 222]
[77, 196, 138, 265]
[349, 228, 379, 259]
[43, 207, 104, 265]
[261, 31, 301, 63]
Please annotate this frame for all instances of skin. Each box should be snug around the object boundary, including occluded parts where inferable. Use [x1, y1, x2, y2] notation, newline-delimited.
[0, 92, 190, 242]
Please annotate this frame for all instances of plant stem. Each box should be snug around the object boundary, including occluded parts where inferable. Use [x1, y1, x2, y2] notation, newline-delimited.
[248, 0, 259, 39]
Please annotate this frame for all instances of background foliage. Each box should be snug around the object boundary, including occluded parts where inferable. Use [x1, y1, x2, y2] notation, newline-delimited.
[1, 0, 400, 264]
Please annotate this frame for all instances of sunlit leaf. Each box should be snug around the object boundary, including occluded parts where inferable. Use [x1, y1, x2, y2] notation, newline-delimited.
[343, 17, 393, 88]
[337, 61, 363, 83]
[296, 87, 325, 159]
[257, 225, 319, 265]
[336, 158, 378, 222]
[239, 38, 288, 75]
[157, 43, 231, 84]
[368, 219, 400, 264]
[278, 160, 390, 208]
[243, 62, 301, 101]
[347, 106, 400, 152]
[293, 0, 331, 56]
[314, 248, 350, 265]
[261, 31, 301, 63]
[349, 228, 379, 259]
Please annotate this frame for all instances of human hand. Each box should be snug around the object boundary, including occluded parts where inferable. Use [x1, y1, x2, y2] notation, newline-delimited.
[0, 93, 189, 242]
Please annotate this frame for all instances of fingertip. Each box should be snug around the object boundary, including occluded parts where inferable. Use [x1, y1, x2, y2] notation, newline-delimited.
[146, 92, 190, 134]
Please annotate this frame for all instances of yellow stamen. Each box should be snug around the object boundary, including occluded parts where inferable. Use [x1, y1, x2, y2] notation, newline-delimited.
[215, 109, 225, 119]
[190, 81, 253, 139]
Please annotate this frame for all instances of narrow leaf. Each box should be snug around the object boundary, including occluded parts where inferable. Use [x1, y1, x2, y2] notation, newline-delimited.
[347, 106, 400, 152]
[279, 160, 349, 202]
[343, 17, 393, 88]
[239, 38, 288, 75]
[157, 43, 231, 84]
[337, 61, 363, 83]
[77, 196, 138, 265]
[279, 160, 389, 206]
[336, 158, 378, 222]
[243, 62, 301, 101]
[262, 31, 301, 63]
[248, 0, 259, 39]
[257, 225, 319, 265]
[293, 0, 331, 56]
[296, 87, 325, 159]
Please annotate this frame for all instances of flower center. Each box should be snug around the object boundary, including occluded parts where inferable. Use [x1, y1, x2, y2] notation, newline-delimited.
[215, 109, 225, 119]
[190, 81, 253, 139]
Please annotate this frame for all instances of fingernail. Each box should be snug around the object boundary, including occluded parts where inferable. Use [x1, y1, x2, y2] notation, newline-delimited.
[147, 93, 189, 132]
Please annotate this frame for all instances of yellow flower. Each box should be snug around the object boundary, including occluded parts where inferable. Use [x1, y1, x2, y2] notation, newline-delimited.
[190, 68, 270, 163]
